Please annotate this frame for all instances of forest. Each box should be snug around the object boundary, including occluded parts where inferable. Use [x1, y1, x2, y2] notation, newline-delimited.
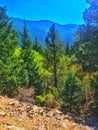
[0, 0, 98, 119]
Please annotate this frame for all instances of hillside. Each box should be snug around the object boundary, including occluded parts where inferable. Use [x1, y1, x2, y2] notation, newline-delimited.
[0, 95, 94, 130]
[11, 17, 78, 45]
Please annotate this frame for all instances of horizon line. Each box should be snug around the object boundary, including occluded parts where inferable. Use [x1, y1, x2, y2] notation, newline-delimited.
[10, 16, 83, 26]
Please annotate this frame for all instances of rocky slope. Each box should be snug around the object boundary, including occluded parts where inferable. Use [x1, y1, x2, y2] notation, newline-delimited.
[0, 96, 95, 130]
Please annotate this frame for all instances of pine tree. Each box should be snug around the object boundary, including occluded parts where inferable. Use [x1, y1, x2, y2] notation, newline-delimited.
[90, 72, 98, 115]
[62, 68, 81, 113]
[65, 41, 71, 56]
[21, 22, 33, 50]
[73, 0, 98, 72]
[83, 0, 98, 25]
[45, 24, 64, 89]
[0, 6, 23, 96]
[33, 37, 43, 54]
[0, 6, 18, 61]
[21, 24, 44, 88]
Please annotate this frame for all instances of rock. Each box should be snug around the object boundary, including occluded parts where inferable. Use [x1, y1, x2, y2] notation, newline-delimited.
[37, 125, 45, 130]
[55, 115, 63, 120]
[55, 110, 62, 115]
[38, 108, 44, 115]
[64, 114, 73, 121]
[0, 96, 95, 130]
[7, 125, 27, 130]
[33, 105, 40, 113]
[9, 99, 19, 104]
[60, 121, 67, 128]
[0, 111, 6, 116]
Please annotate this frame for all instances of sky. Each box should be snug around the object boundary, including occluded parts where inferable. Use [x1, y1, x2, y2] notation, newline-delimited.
[0, 0, 88, 25]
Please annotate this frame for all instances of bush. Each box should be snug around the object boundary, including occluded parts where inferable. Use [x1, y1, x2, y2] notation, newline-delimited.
[35, 93, 59, 108]
[44, 93, 59, 108]
[35, 95, 45, 106]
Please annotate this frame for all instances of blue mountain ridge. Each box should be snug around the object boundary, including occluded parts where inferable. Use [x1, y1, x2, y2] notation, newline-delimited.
[11, 17, 79, 45]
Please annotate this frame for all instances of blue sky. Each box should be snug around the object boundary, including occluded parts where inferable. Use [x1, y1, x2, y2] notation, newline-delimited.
[0, 0, 88, 25]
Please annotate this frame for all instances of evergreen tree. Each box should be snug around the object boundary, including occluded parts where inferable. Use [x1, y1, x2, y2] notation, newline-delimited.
[0, 6, 18, 61]
[90, 72, 98, 115]
[73, 0, 98, 72]
[45, 24, 64, 89]
[83, 0, 98, 25]
[0, 6, 24, 96]
[21, 24, 44, 88]
[33, 37, 43, 54]
[65, 41, 71, 56]
[0, 6, 8, 31]
[62, 68, 81, 113]
[21, 22, 33, 50]
[71, 0, 98, 115]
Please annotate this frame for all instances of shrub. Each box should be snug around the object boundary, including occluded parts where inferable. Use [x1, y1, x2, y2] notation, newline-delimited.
[35, 93, 59, 108]
[35, 95, 45, 106]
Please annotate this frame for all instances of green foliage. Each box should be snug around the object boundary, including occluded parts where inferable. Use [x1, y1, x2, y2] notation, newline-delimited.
[45, 24, 65, 89]
[56, 55, 70, 89]
[12, 48, 29, 87]
[0, 6, 22, 97]
[0, 6, 18, 61]
[22, 49, 45, 88]
[73, 0, 98, 72]
[21, 24, 45, 88]
[0, 47, 29, 97]
[77, 2, 98, 64]
[35, 95, 45, 106]
[0, 23, 18, 61]
[21, 22, 33, 49]
[44, 93, 59, 108]
[0, 6, 8, 27]
[65, 42, 71, 56]
[83, 0, 98, 25]
[90, 72, 98, 114]
[35, 93, 59, 108]
[33, 37, 43, 54]
[62, 68, 82, 113]
[0, 4, 98, 117]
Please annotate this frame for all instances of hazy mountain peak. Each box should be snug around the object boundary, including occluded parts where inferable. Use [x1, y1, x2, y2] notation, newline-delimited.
[11, 17, 79, 44]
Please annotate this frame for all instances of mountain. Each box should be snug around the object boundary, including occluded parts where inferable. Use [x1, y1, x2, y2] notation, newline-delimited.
[11, 17, 79, 45]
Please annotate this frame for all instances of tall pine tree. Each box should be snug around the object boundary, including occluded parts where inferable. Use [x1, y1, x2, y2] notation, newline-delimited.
[21, 23, 44, 88]
[45, 24, 64, 89]
[73, 0, 98, 72]
[0, 6, 22, 96]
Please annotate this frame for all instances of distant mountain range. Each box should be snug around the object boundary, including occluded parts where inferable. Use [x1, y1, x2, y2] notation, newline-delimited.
[11, 17, 79, 45]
